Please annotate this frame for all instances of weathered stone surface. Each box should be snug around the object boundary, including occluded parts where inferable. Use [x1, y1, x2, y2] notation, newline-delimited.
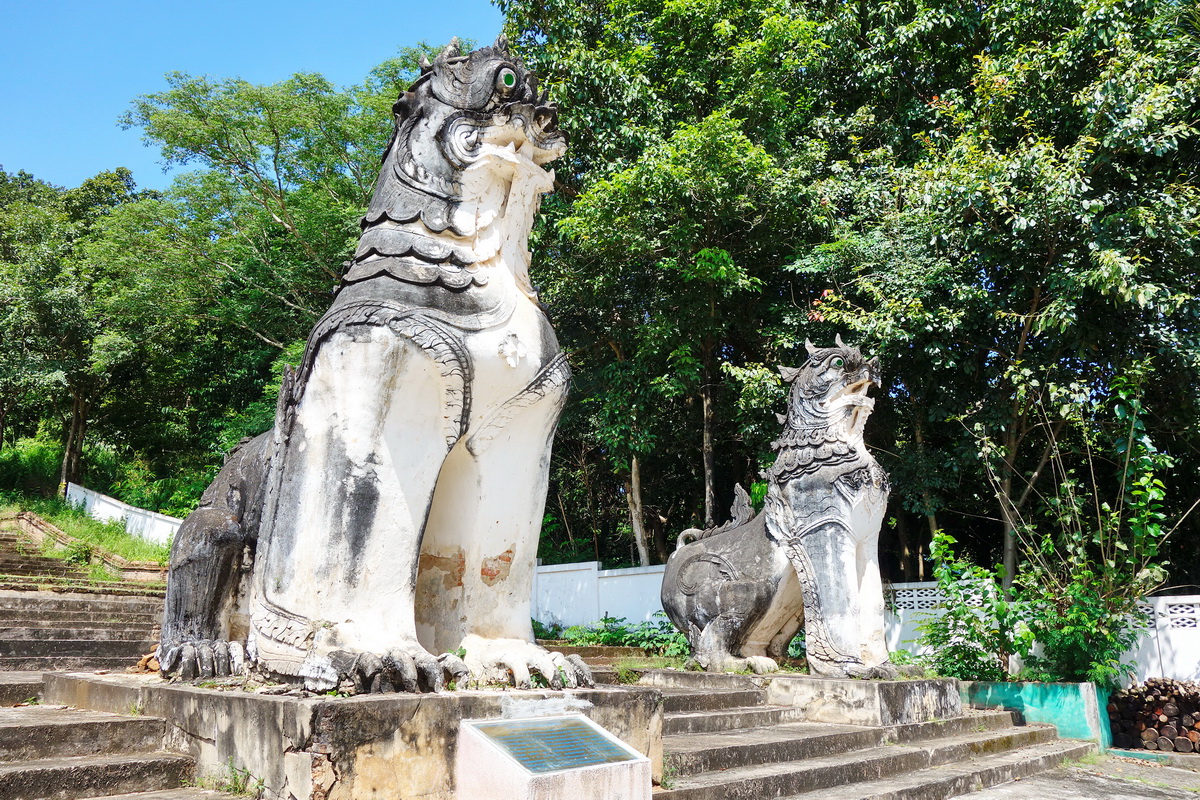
[638, 669, 961, 727]
[661, 338, 894, 678]
[763, 675, 961, 727]
[0, 706, 165, 761]
[159, 38, 586, 693]
[44, 672, 662, 800]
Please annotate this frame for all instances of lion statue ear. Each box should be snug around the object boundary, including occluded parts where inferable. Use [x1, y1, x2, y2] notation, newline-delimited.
[779, 365, 802, 384]
[804, 338, 818, 355]
[835, 333, 845, 348]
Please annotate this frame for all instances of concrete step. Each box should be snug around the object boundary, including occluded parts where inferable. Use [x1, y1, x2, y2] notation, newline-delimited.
[0, 706, 165, 761]
[666, 721, 882, 774]
[0, 640, 158, 658]
[654, 725, 1063, 800]
[775, 739, 1096, 800]
[0, 593, 164, 613]
[639, 669, 761, 692]
[102, 791, 243, 800]
[0, 656, 145, 671]
[0, 581, 166, 598]
[3, 627, 160, 641]
[665, 704, 810, 735]
[666, 721, 1054, 776]
[0, 609, 162, 625]
[0, 674, 43, 706]
[661, 688, 766, 713]
[0, 751, 192, 800]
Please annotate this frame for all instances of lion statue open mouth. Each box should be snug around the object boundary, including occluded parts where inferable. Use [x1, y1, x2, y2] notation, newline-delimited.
[157, 38, 593, 693]
[662, 337, 896, 679]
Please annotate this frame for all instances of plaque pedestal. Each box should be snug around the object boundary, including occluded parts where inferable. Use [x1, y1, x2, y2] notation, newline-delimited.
[43, 672, 661, 800]
[456, 715, 651, 800]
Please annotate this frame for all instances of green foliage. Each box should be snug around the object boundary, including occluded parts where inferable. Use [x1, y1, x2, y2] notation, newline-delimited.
[919, 375, 1185, 686]
[10, 495, 170, 564]
[531, 618, 563, 640]
[787, 629, 806, 659]
[562, 613, 691, 657]
[917, 531, 1031, 682]
[1012, 375, 1177, 687]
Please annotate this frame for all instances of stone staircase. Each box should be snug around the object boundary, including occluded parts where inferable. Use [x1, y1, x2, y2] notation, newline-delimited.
[0, 528, 91, 582]
[0, 675, 236, 800]
[0, 519, 164, 672]
[642, 671, 1094, 800]
[0, 590, 163, 672]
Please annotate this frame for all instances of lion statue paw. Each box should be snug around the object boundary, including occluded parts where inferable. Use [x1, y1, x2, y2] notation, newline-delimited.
[159, 639, 246, 680]
[459, 635, 594, 689]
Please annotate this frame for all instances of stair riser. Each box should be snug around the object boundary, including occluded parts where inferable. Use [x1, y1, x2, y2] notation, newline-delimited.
[659, 749, 930, 800]
[0, 568, 89, 578]
[640, 671, 761, 691]
[663, 690, 765, 713]
[0, 598, 164, 614]
[0, 585, 165, 599]
[0, 718, 165, 761]
[886, 712, 1016, 744]
[0, 610, 161, 624]
[925, 726, 1058, 766]
[668, 728, 884, 774]
[0, 683, 41, 707]
[0, 641, 157, 658]
[3, 628, 160, 641]
[665, 706, 809, 735]
[0, 656, 147, 670]
[862, 742, 1096, 800]
[0, 755, 191, 800]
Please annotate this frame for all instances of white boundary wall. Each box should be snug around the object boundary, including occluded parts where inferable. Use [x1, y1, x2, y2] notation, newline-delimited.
[65, 482, 182, 546]
[532, 561, 666, 629]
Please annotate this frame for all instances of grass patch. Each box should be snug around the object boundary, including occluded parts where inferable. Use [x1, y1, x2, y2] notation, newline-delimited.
[6, 494, 170, 564]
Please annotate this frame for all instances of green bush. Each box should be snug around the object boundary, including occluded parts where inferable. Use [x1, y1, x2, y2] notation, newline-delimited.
[0, 439, 63, 497]
[561, 613, 691, 657]
[916, 531, 1030, 682]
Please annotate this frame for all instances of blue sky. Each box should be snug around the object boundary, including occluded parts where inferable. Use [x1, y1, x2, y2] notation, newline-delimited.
[0, 0, 504, 191]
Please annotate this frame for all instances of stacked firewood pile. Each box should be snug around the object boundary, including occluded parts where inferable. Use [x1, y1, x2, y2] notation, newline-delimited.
[1109, 678, 1200, 752]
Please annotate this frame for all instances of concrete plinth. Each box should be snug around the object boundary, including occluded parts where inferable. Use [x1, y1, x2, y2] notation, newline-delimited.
[762, 674, 962, 726]
[43, 673, 662, 800]
[638, 669, 961, 726]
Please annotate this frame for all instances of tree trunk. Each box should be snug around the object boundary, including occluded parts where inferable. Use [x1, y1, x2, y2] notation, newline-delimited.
[921, 511, 937, 581]
[1000, 473, 1017, 589]
[625, 455, 651, 567]
[701, 346, 717, 528]
[649, 508, 670, 563]
[896, 513, 915, 582]
[912, 419, 939, 582]
[58, 390, 88, 492]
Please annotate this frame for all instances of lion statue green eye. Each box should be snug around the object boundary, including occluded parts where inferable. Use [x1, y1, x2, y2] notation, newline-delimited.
[496, 67, 518, 93]
[833, 358, 844, 367]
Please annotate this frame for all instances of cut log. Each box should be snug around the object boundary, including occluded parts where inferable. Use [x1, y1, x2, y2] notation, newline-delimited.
[1174, 737, 1194, 754]
[1162, 725, 1179, 739]
[1142, 728, 1161, 742]
[1158, 736, 1175, 752]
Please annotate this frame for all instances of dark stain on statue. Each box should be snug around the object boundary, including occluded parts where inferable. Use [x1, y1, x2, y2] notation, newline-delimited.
[342, 463, 382, 579]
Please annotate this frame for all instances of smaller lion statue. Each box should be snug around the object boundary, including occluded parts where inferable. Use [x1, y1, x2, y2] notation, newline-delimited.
[660, 337, 896, 679]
